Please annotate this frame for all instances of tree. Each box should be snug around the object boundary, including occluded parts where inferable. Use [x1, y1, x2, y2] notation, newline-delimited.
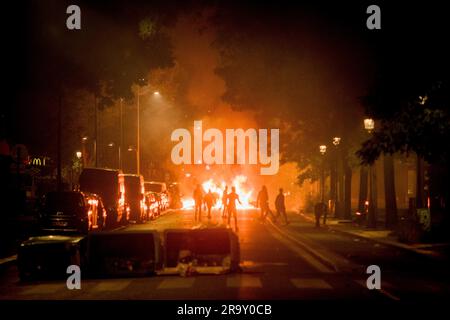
[211, 2, 372, 205]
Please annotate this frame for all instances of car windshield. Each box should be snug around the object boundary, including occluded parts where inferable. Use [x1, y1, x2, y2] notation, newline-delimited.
[44, 192, 84, 214]
[145, 183, 162, 193]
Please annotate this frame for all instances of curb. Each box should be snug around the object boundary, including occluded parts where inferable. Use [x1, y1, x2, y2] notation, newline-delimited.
[266, 218, 339, 272]
[298, 213, 446, 259]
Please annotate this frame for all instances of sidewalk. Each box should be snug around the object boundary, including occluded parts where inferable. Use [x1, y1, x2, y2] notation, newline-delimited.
[298, 212, 450, 260]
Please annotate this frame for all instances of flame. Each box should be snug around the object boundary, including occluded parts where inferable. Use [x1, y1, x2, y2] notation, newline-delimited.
[181, 175, 254, 210]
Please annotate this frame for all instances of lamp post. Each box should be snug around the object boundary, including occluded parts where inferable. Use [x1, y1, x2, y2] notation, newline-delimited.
[119, 98, 123, 171]
[332, 137, 341, 217]
[319, 145, 327, 203]
[81, 136, 88, 167]
[364, 118, 377, 228]
[136, 80, 161, 175]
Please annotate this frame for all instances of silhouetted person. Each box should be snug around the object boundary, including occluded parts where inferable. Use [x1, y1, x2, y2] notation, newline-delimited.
[275, 188, 289, 224]
[193, 184, 204, 222]
[227, 186, 241, 232]
[257, 185, 274, 221]
[204, 190, 215, 219]
[221, 186, 228, 218]
[314, 202, 326, 227]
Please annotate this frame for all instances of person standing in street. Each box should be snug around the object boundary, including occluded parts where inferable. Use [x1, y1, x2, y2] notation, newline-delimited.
[204, 189, 215, 220]
[275, 188, 289, 225]
[227, 186, 241, 232]
[193, 184, 204, 222]
[314, 202, 326, 227]
[257, 185, 274, 221]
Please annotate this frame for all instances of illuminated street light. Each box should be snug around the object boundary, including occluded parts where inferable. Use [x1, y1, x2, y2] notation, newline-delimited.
[364, 118, 375, 133]
[108, 142, 114, 147]
[332, 137, 341, 146]
[153, 91, 160, 96]
[319, 145, 327, 204]
[363, 118, 377, 228]
[82, 136, 88, 142]
[76, 151, 82, 159]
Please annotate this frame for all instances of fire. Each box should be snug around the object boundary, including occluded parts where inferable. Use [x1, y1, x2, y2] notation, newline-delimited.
[181, 175, 254, 210]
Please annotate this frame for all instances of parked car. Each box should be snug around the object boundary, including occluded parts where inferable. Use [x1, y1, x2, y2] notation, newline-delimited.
[145, 192, 160, 220]
[121, 174, 146, 223]
[39, 191, 106, 234]
[144, 181, 169, 212]
[79, 168, 127, 227]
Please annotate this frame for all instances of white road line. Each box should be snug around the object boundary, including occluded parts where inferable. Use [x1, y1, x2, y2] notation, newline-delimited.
[291, 278, 333, 289]
[269, 229, 334, 273]
[355, 280, 401, 301]
[226, 275, 262, 288]
[92, 279, 133, 292]
[157, 277, 195, 289]
[20, 283, 64, 295]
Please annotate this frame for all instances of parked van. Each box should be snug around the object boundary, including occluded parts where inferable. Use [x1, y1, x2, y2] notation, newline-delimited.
[121, 174, 145, 223]
[79, 168, 127, 227]
[40, 191, 106, 234]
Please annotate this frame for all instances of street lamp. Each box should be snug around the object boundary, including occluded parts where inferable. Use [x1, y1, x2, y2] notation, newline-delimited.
[136, 79, 161, 175]
[364, 118, 375, 133]
[332, 137, 341, 218]
[364, 118, 377, 228]
[332, 137, 341, 146]
[81, 137, 88, 167]
[76, 151, 82, 159]
[319, 145, 327, 203]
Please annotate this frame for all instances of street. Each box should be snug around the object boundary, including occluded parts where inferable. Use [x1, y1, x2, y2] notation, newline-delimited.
[1, 208, 448, 300]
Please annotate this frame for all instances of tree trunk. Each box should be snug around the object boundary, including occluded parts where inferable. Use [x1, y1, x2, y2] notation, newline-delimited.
[358, 166, 368, 214]
[384, 154, 398, 228]
[344, 164, 352, 219]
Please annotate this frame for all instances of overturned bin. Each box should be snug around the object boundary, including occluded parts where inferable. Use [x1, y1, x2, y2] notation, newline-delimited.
[17, 235, 87, 281]
[162, 227, 240, 275]
[87, 230, 161, 278]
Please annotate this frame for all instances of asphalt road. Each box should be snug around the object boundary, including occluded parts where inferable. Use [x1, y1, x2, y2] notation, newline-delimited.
[0, 208, 449, 300]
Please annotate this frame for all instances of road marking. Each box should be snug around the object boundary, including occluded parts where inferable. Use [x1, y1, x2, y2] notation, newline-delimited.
[157, 277, 195, 289]
[269, 228, 334, 273]
[92, 280, 132, 292]
[21, 283, 64, 295]
[0, 255, 17, 266]
[267, 218, 338, 273]
[355, 280, 400, 301]
[241, 260, 288, 267]
[291, 278, 333, 289]
[226, 275, 262, 288]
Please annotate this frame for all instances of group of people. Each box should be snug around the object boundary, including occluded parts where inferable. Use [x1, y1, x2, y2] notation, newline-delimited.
[256, 185, 289, 225]
[192, 184, 290, 232]
[193, 184, 241, 231]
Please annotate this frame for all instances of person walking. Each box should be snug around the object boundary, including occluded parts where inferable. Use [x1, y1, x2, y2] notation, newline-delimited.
[193, 184, 204, 222]
[227, 186, 241, 232]
[257, 185, 274, 221]
[204, 189, 215, 220]
[221, 186, 228, 218]
[314, 202, 326, 228]
[275, 188, 289, 225]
